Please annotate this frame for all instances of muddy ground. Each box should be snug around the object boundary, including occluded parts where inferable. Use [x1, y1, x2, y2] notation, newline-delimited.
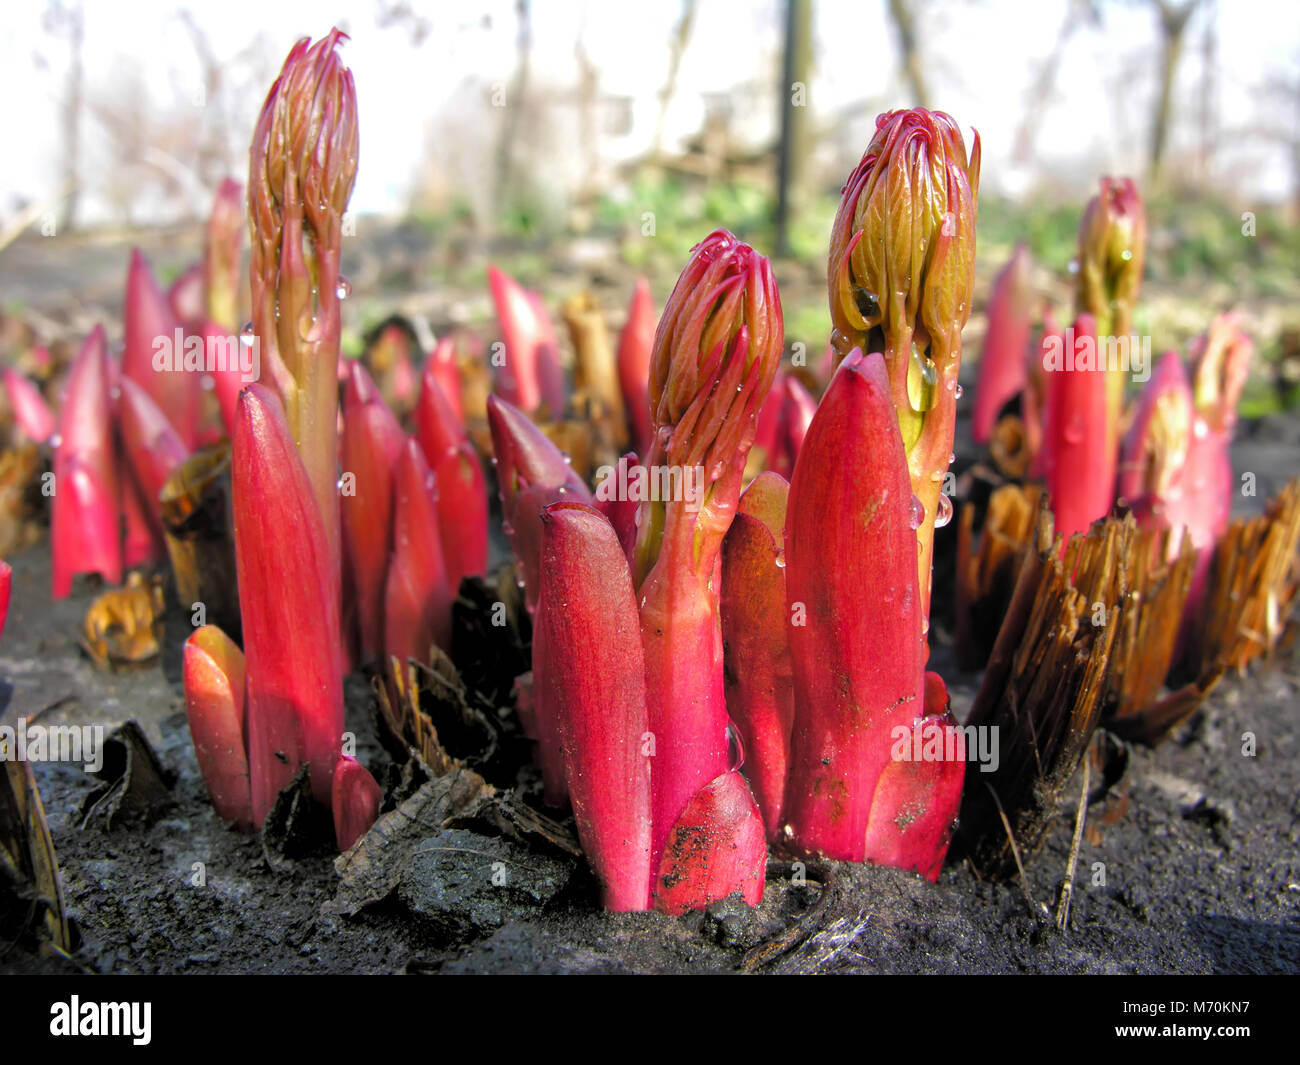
[3, 412, 1298, 975]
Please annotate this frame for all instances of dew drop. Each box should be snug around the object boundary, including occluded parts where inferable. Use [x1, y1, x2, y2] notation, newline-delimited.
[726, 721, 746, 772]
[1067, 259, 1080, 275]
[557, 485, 568, 495]
[935, 493, 953, 529]
[954, 383, 964, 399]
[908, 494, 925, 530]
[853, 287, 880, 322]
[336, 276, 351, 300]
[1119, 249, 1133, 262]
[239, 322, 255, 346]
[774, 547, 786, 569]
[710, 461, 725, 480]
[906, 344, 939, 413]
[561, 452, 572, 465]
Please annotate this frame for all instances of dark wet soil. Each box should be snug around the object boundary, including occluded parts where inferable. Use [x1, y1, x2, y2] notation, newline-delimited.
[3, 416, 1298, 975]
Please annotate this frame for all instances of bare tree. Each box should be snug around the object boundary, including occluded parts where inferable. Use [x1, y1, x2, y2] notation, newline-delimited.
[775, 0, 812, 257]
[886, 0, 929, 109]
[41, 0, 84, 231]
[1149, 0, 1203, 183]
[651, 0, 698, 160]
[494, 0, 533, 218]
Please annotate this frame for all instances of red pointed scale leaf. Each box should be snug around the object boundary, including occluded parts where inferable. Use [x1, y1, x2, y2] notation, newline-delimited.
[51, 326, 122, 598]
[618, 277, 655, 456]
[488, 264, 548, 414]
[118, 376, 191, 507]
[416, 369, 487, 588]
[2, 369, 55, 444]
[168, 262, 206, 330]
[862, 671, 964, 881]
[972, 244, 1034, 445]
[773, 374, 817, 480]
[721, 471, 794, 839]
[784, 348, 925, 861]
[341, 362, 406, 662]
[1043, 314, 1115, 543]
[486, 394, 591, 613]
[183, 625, 253, 831]
[384, 439, 452, 668]
[0, 560, 11, 640]
[653, 770, 767, 915]
[332, 754, 383, 851]
[593, 452, 642, 566]
[123, 248, 201, 447]
[233, 384, 344, 824]
[427, 336, 463, 422]
[534, 502, 652, 911]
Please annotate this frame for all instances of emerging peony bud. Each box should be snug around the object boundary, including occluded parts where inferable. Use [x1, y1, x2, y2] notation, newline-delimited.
[1076, 177, 1146, 445]
[633, 229, 783, 866]
[249, 28, 358, 574]
[1189, 311, 1252, 438]
[827, 109, 980, 615]
[1076, 177, 1146, 342]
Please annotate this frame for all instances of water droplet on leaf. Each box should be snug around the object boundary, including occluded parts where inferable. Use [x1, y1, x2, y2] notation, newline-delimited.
[908, 494, 925, 530]
[726, 721, 746, 771]
[906, 344, 939, 413]
[853, 287, 880, 322]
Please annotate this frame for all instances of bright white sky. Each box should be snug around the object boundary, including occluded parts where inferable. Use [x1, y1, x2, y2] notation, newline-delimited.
[1, 0, 1297, 221]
